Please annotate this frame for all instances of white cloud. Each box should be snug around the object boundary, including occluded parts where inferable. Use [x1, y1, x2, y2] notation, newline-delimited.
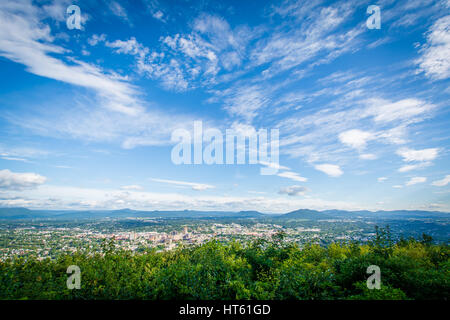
[431, 175, 450, 187]
[339, 129, 374, 150]
[314, 164, 343, 177]
[0, 2, 200, 149]
[252, 3, 362, 77]
[0, 169, 46, 190]
[9, 99, 195, 149]
[377, 125, 408, 145]
[359, 153, 377, 160]
[121, 185, 143, 191]
[416, 15, 450, 80]
[150, 178, 215, 191]
[112, 13, 253, 91]
[144, 0, 167, 22]
[88, 34, 107, 46]
[277, 171, 308, 182]
[396, 147, 439, 162]
[0, 153, 29, 162]
[0, 2, 143, 115]
[42, 0, 73, 22]
[365, 98, 434, 124]
[152, 10, 164, 21]
[220, 85, 269, 121]
[398, 162, 431, 172]
[106, 37, 148, 59]
[278, 89, 434, 166]
[109, 1, 131, 24]
[259, 161, 290, 171]
[406, 176, 427, 186]
[378, 177, 388, 182]
[2, 185, 364, 212]
[278, 185, 308, 196]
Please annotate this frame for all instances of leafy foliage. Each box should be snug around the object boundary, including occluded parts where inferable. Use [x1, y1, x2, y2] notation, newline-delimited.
[0, 228, 448, 300]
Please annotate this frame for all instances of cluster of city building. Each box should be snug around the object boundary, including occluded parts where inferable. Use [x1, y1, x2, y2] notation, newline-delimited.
[1, 223, 314, 260]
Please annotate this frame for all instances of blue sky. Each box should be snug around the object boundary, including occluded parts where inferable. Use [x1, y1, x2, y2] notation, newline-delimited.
[0, 0, 449, 213]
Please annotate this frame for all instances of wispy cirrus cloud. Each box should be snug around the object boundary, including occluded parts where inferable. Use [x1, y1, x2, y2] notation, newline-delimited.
[314, 164, 343, 177]
[108, 1, 131, 25]
[406, 176, 427, 186]
[398, 162, 432, 172]
[150, 178, 215, 191]
[0, 2, 201, 149]
[416, 14, 450, 80]
[121, 185, 143, 191]
[431, 175, 450, 187]
[0, 0, 448, 213]
[252, 0, 364, 77]
[277, 171, 308, 182]
[0, 1, 142, 116]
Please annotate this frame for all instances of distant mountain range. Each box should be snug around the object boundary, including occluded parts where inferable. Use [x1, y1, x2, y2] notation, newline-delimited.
[0, 207, 448, 220]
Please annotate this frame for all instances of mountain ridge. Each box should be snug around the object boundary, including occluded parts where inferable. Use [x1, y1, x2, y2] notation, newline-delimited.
[0, 207, 448, 220]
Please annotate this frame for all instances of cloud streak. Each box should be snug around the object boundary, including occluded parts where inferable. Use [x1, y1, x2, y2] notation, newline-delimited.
[150, 178, 215, 191]
[0, 169, 46, 190]
[0, 1, 143, 116]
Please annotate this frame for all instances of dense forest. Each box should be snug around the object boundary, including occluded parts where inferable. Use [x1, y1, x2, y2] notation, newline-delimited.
[0, 227, 448, 300]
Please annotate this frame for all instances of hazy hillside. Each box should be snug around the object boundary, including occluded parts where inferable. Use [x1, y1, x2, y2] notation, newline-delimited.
[0, 207, 448, 220]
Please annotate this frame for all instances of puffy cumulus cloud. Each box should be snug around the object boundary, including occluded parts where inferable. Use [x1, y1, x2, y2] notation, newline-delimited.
[416, 15, 450, 80]
[88, 34, 107, 46]
[278, 185, 308, 196]
[0, 169, 46, 190]
[106, 37, 149, 59]
[314, 164, 343, 177]
[406, 176, 427, 186]
[339, 129, 374, 150]
[396, 147, 439, 162]
[431, 175, 450, 187]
